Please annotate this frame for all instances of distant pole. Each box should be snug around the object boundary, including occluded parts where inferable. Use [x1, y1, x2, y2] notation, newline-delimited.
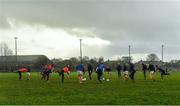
[79, 39, 82, 64]
[14, 37, 18, 68]
[128, 45, 131, 62]
[162, 45, 164, 65]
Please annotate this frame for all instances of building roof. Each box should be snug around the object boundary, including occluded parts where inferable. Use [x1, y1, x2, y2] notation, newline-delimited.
[0, 55, 50, 64]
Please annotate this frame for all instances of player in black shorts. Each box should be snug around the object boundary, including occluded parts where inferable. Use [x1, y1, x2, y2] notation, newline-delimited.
[87, 63, 93, 80]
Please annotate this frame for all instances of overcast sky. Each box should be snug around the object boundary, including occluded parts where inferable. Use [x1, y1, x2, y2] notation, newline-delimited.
[0, 0, 180, 61]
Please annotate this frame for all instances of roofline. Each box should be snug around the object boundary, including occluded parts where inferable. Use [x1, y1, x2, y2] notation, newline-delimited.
[0, 54, 47, 57]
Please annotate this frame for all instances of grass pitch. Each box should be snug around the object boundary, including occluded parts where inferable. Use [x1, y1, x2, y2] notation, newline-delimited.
[0, 71, 180, 105]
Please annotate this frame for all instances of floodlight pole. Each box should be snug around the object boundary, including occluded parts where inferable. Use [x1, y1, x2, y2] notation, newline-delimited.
[79, 39, 82, 64]
[128, 45, 131, 62]
[14, 37, 18, 69]
[162, 45, 164, 65]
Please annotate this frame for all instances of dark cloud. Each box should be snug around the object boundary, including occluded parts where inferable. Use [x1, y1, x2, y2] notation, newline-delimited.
[0, 0, 180, 61]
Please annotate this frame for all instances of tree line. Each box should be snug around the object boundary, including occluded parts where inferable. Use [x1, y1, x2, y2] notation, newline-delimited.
[51, 54, 180, 72]
[0, 42, 180, 71]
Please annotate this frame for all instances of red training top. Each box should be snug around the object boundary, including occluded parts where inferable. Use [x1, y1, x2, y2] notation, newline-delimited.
[18, 68, 27, 72]
[47, 64, 53, 70]
[63, 67, 69, 73]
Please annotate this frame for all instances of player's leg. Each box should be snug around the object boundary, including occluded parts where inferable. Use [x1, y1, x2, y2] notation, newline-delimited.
[124, 71, 129, 81]
[89, 71, 92, 80]
[27, 72, 31, 80]
[144, 70, 146, 80]
[90, 71, 93, 80]
[46, 73, 49, 81]
[131, 71, 135, 81]
[150, 71, 155, 81]
[59, 71, 64, 83]
[41, 72, 45, 80]
[129, 72, 132, 80]
[97, 71, 101, 82]
[88, 71, 90, 80]
[99, 71, 103, 82]
[78, 71, 83, 83]
[118, 70, 121, 77]
[18, 71, 22, 80]
[161, 72, 164, 80]
[62, 72, 64, 83]
[66, 71, 70, 78]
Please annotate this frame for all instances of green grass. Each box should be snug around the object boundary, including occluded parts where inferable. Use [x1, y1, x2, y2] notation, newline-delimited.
[0, 71, 180, 105]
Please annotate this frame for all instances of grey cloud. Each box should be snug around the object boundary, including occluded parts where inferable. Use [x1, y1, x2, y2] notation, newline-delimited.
[0, 15, 10, 29]
[1, 0, 180, 61]
[1, 0, 179, 29]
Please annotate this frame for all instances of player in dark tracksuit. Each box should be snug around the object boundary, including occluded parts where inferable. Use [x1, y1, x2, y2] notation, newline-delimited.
[148, 64, 156, 81]
[105, 65, 112, 81]
[116, 63, 122, 77]
[106, 66, 112, 74]
[41, 65, 48, 80]
[142, 63, 147, 80]
[58, 67, 65, 83]
[129, 62, 136, 81]
[96, 63, 104, 83]
[156, 65, 169, 80]
[87, 63, 93, 80]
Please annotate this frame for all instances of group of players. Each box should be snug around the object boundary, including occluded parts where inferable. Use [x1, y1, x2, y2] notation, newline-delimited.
[17, 62, 170, 83]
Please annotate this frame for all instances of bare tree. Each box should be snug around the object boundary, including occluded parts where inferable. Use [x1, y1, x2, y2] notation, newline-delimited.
[0, 42, 14, 56]
[146, 53, 159, 62]
[82, 56, 90, 63]
[98, 56, 104, 63]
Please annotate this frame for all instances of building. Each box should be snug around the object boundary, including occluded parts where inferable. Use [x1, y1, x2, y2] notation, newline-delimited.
[0, 55, 52, 72]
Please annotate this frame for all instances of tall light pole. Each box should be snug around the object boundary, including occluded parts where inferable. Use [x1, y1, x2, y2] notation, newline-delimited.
[162, 45, 164, 65]
[128, 45, 131, 62]
[14, 37, 18, 69]
[79, 39, 82, 64]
